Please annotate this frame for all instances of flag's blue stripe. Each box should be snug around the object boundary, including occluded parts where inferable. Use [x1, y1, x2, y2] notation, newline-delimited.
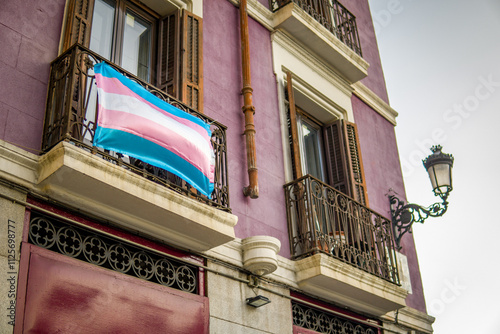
[93, 62, 210, 135]
[94, 126, 214, 197]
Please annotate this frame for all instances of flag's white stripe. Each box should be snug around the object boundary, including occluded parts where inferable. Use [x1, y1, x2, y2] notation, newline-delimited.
[97, 89, 211, 155]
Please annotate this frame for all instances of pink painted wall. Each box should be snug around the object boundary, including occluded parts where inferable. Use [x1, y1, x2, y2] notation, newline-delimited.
[203, 0, 290, 257]
[352, 95, 427, 312]
[0, 0, 65, 153]
[344, 0, 390, 104]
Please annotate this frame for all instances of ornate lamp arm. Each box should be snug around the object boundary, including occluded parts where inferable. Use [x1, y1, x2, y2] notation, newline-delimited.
[389, 195, 449, 250]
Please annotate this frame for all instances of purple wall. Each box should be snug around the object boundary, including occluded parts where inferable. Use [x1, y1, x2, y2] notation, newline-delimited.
[352, 95, 427, 312]
[345, 0, 389, 104]
[0, 0, 65, 153]
[203, 0, 290, 257]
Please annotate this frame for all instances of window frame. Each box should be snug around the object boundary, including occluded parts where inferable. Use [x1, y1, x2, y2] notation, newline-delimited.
[295, 106, 328, 183]
[61, 0, 203, 111]
[89, 0, 159, 83]
[285, 71, 369, 206]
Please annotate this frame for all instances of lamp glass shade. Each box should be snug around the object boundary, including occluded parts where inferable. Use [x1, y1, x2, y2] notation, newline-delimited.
[423, 145, 454, 197]
[427, 163, 452, 196]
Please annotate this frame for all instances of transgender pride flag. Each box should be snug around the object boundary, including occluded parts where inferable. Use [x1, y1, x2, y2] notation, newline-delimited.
[93, 62, 214, 197]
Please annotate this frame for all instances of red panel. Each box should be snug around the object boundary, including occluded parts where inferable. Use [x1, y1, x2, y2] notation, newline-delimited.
[293, 325, 320, 334]
[21, 246, 209, 334]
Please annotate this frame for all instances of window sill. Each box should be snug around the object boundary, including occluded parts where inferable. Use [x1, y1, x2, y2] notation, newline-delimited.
[37, 142, 237, 251]
[295, 253, 408, 316]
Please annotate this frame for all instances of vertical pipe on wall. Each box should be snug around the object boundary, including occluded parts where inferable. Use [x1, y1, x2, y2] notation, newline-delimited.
[240, 0, 259, 199]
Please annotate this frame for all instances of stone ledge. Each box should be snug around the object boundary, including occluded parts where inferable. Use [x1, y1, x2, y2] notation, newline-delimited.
[382, 307, 435, 333]
[36, 142, 237, 251]
[295, 253, 408, 316]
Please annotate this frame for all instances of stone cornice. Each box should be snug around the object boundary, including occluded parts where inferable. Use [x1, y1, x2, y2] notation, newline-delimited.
[272, 31, 353, 97]
[0, 140, 38, 188]
[382, 307, 435, 333]
[353, 82, 399, 125]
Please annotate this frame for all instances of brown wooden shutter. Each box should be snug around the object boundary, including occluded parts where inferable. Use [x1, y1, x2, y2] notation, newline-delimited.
[323, 120, 351, 195]
[62, 0, 95, 51]
[285, 72, 302, 180]
[158, 10, 203, 112]
[344, 121, 369, 206]
[180, 11, 203, 112]
[158, 11, 181, 98]
[323, 120, 369, 206]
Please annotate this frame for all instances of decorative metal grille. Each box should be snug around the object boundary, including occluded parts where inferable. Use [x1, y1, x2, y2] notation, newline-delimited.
[284, 175, 400, 284]
[270, 0, 362, 56]
[292, 302, 378, 334]
[42, 44, 230, 212]
[28, 212, 199, 294]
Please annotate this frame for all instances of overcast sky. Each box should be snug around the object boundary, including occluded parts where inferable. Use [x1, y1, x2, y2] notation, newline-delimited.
[368, 0, 500, 332]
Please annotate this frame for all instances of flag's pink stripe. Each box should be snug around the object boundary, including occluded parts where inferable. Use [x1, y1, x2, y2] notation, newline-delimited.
[98, 106, 214, 180]
[95, 73, 210, 142]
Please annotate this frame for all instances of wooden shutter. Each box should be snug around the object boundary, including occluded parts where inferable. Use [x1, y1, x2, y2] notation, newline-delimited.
[323, 120, 351, 195]
[344, 121, 369, 206]
[158, 11, 181, 98]
[285, 71, 302, 180]
[158, 10, 203, 112]
[323, 120, 369, 206]
[62, 0, 95, 51]
[181, 11, 203, 112]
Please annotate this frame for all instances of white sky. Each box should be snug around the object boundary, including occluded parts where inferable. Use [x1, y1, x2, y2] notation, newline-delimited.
[368, 0, 500, 332]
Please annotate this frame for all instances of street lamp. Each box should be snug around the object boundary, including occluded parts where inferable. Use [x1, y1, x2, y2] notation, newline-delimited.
[389, 145, 454, 250]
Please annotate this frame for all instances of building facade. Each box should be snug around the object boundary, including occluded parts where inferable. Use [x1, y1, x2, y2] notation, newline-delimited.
[0, 0, 435, 333]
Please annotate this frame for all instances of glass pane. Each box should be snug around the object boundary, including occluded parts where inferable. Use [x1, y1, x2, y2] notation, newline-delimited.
[121, 10, 152, 82]
[89, 0, 116, 59]
[301, 121, 325, 181]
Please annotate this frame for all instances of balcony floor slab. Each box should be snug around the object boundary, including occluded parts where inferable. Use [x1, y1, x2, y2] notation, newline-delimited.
[272, 3, 369, 83]
[295, 253, 408, 316]
[37, 142, 237, 252]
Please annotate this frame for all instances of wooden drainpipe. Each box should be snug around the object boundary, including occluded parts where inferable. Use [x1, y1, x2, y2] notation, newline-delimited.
[240, 0, 259, 198]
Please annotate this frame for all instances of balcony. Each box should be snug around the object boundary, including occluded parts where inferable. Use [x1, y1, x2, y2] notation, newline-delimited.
[271, 0, 368, 82]
[285, 175, 407, 315]
[37, 44, 237, 251]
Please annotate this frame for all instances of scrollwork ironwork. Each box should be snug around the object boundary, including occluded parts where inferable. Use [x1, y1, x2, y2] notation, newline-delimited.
[56, 226, 83, 257]
[28, 212, 199, 295]
[284, 175, 400, 284]
[29, 217, 57, 248]
[291, 302, 378, 334]
[389, 194, 449, 250]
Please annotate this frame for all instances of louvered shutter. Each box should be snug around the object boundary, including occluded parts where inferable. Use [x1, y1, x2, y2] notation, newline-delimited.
[285, 72, 302, 180]
[323, 120, 351, 195]
[324, 120, 369, 206]
[344, 121, 369, 206]
[158, 11, 181, 98]
[181, 11, 203, 112]
[62, 0, 95, 50]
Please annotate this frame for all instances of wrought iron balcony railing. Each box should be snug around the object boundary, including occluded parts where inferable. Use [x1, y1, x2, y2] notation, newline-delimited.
[284, 175, 399, 284]
[42, 44, 230, 211]
[271, 0, 362, 56]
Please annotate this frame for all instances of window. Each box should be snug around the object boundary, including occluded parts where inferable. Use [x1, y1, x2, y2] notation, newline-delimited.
[88, 0, 155, 82]
[296, 109, 327, 182]
[62, 0, 203, 111]
[286, 71, 369, 206]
